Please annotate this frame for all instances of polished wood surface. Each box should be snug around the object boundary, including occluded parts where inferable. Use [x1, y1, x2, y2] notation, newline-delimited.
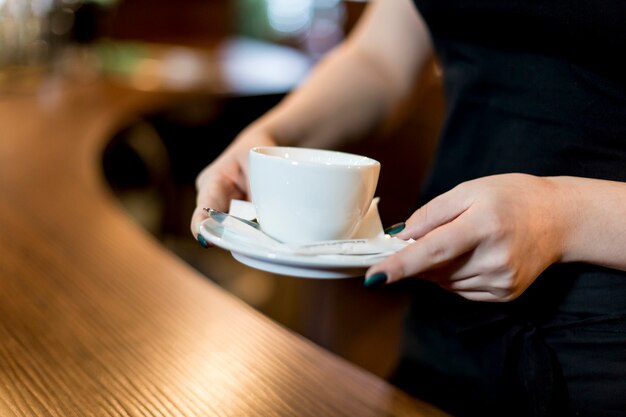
[0, 77, 448, 416]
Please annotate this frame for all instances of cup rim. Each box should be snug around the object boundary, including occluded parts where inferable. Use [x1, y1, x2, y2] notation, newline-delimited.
[250, 146, 380, 169]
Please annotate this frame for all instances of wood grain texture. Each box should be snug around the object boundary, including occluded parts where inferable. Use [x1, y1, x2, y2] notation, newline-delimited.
[0, 80, 449, 417]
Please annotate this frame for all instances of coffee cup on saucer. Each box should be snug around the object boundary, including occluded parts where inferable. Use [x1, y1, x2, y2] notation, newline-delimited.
[248, 146, 380, 244]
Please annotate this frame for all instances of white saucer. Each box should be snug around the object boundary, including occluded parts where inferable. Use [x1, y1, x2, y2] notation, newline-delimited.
[231, 252, 377, 279]
[198, 199, 391, 278]
[199, 221, 387, 278]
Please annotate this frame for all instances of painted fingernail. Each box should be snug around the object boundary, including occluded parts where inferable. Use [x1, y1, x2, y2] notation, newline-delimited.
[197, 234, 209, 248]
[384, 222, 406, 235]
[364, 272, 388, 289]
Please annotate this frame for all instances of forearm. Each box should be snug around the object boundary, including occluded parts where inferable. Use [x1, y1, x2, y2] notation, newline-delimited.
[252, 46, 407, 149]
[243, 0, 432, 149]
[552, 176, 626, 271]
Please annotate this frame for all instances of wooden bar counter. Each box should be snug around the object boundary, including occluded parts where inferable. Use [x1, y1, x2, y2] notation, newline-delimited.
[0, 75, 448, 416]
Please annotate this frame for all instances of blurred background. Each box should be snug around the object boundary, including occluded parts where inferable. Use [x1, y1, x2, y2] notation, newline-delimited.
[1, 0, 443, 379]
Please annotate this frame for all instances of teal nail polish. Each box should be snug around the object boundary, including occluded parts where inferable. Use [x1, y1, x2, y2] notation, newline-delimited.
[384, 222, 406, 235]
[197, 234, 209, 248]
[364, 272, 388, 288]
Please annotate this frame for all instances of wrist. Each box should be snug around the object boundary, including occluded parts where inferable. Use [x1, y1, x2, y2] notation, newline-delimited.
[544, 176, 586, 264]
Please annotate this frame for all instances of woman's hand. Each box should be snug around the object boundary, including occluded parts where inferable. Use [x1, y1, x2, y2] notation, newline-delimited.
[366, 174, 571, 302]
[189, 0, 433, 245]
[190, 127, 277, 239]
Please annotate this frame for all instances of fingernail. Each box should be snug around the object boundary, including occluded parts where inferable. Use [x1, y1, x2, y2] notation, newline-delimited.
[197, 234, 209, 248]
[364, 272, 388, 288]
[384, 222, 406, 235]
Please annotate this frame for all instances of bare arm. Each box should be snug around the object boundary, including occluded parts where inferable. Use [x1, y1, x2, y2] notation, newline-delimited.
[365, 174, 626, 301]
[556, 176, 626, 271]
[256, 0, 432, 148]
[191, 0, 432, 234]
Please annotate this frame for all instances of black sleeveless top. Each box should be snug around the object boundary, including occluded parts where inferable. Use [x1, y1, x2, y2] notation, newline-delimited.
[418, 0, 626, 197]
[393, 2, 626, 416]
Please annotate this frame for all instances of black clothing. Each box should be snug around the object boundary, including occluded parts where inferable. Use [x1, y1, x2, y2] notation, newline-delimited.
[394, 2, 626, 416]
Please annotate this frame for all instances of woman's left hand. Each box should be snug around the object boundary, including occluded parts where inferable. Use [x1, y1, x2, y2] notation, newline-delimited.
[366, 173, 571, 302]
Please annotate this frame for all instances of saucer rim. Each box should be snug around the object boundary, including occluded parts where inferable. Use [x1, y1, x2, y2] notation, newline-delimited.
[198, 219, 387, 269]
[231, 252, 366, 279]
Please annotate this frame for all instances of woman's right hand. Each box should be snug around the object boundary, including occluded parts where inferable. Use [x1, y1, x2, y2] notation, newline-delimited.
[190, 127, 277, 239]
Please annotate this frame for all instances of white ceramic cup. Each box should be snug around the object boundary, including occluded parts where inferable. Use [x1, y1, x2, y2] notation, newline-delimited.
[248, 146, 380, 244]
